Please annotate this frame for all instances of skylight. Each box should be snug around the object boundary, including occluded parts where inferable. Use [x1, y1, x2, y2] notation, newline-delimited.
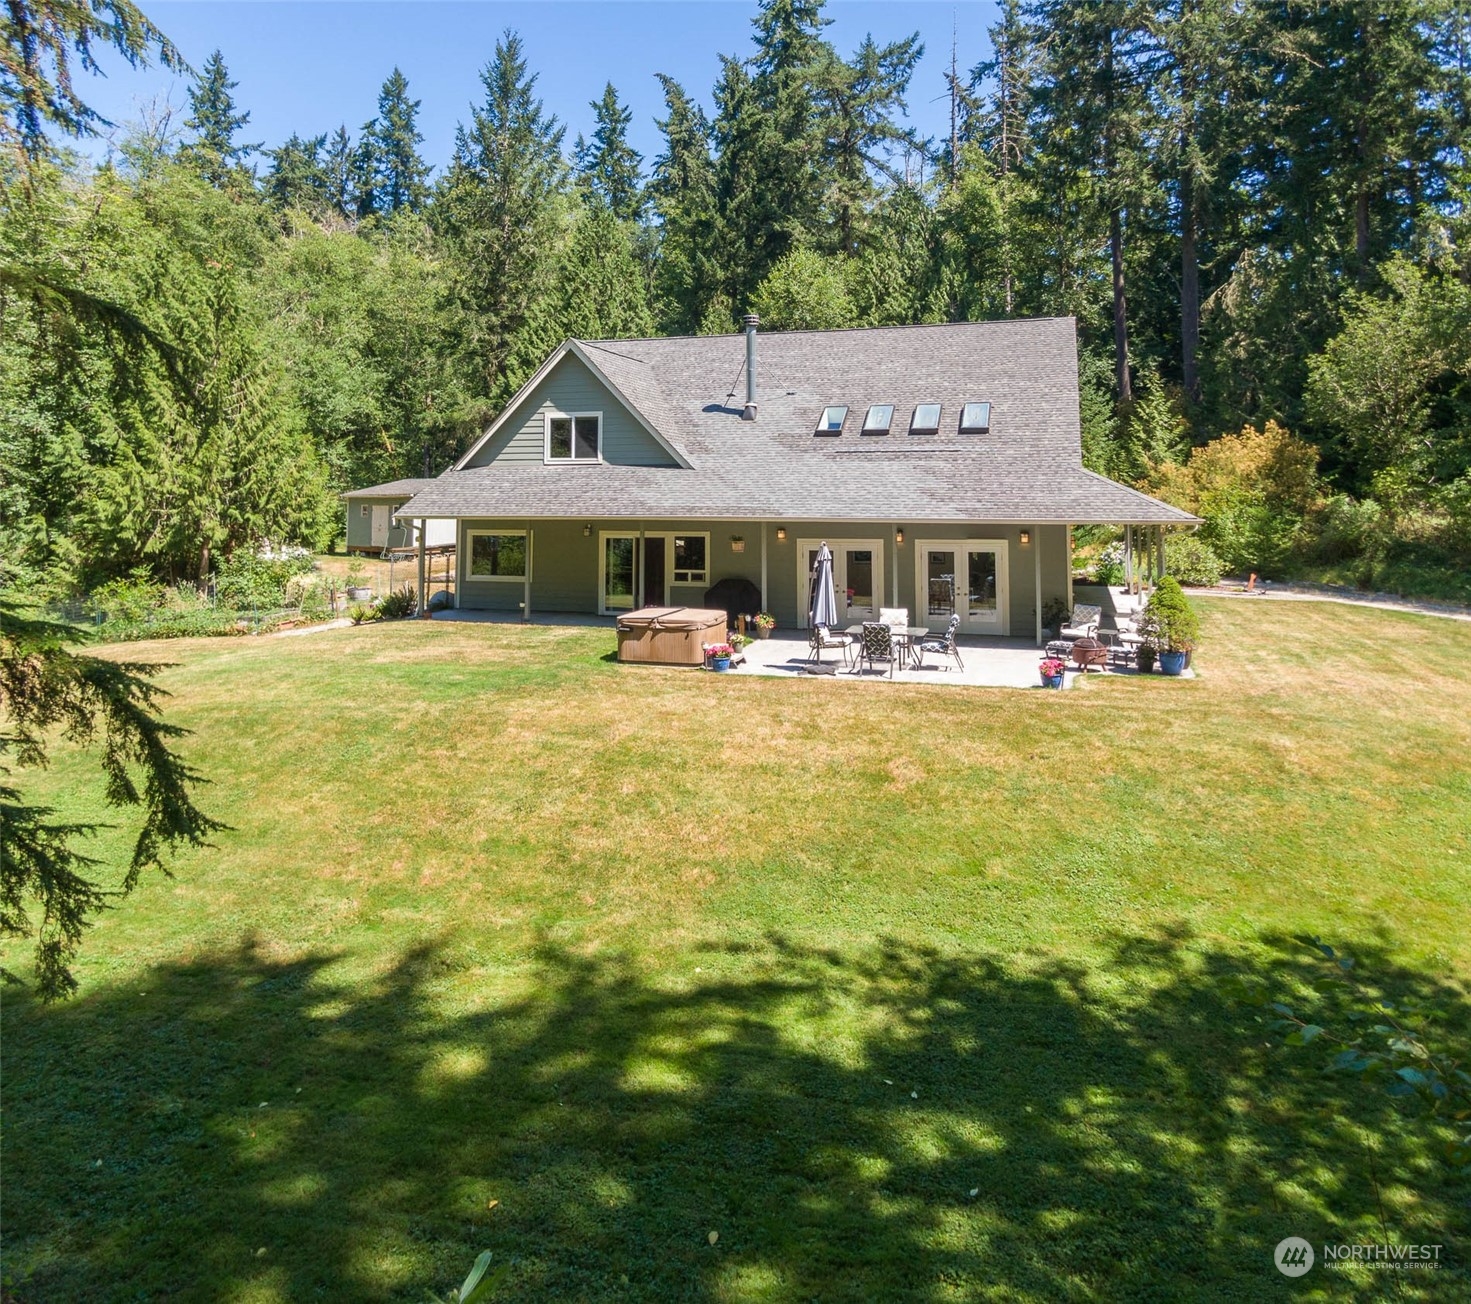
[861, 404, 894, 435]
[960, 402, 992, 433]
[910, 403, 941, 435]
[817, 405, 848, 435]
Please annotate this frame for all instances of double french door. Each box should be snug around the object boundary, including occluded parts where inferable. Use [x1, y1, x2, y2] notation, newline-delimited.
[799, 540, 884, 627]
[914, 540, 1009, 634]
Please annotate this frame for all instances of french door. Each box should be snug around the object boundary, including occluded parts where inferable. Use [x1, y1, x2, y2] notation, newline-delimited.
[914, 540, 1009, 634]
[798, 539, 884, 627]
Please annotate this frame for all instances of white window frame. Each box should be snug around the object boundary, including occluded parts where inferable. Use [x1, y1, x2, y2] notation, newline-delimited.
[544, 410, 603, 464]
[670, 532, 710, 586]
[359, 504, 371, 517]
[464, 529, 529, 583]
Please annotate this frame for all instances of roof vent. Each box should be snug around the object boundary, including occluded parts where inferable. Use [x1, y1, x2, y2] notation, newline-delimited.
[741, 314, 759, 420]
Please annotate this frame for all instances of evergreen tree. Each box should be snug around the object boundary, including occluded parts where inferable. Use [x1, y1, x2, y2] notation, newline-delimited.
[183, 50, 258, 186]
[813, 31, 924, 256]
[435, 30, 567, 405]
[0, 0, 184, 162]
[574, 82, 644, 221]
[322, 125, 357, 219]
[749, 245, 857, 330]
[1028, 0, 1154, 401]
[361, 68, 432, 215]
[649, 74, 718, 333]
[263, 132, 329, 214]
[555, 200, 654, 339]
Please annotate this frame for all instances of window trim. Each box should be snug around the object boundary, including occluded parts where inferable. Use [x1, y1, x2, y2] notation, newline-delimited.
[671, 532, 711, 585]
[543, 409, 603, 464]
[463, 529, 530, 583]
[861, 404, 894, 436]
[909, 403, 942, 435]
[959, 402, 992, 434]
[360, 504, 371, 518]
[816, 405, 849, 435]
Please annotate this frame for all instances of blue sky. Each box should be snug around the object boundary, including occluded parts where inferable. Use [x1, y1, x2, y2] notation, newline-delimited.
[79, 2, 1001, 176]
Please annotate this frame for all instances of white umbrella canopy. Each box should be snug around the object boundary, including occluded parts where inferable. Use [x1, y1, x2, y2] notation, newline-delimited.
[809, 542, 839, 628]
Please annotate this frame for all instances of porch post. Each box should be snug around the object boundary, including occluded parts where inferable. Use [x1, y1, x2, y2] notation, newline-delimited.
[1033, 522, 1043, 646]
[1124, 524, 1133, 589]
[1157, 526, 1167, 580]
[416, 519, 427, 618]
[1066, 525, 1075, 612]
[523, 521, 532, 622]
[760, 522, 768, 613]
[891, 526, 899, 607]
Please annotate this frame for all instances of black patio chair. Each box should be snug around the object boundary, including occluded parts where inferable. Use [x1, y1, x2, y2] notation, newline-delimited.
[916, 613, 964, 671]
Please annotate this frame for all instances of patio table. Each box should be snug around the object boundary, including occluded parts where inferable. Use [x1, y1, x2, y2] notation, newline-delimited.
[845, 624, 931, 669]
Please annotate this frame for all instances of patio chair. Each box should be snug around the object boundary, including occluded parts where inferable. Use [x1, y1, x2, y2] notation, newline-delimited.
[1059, 603, 1102, 641]
[856, 621, 900, 677]
[809, 623, 853, 667]
[878, 607, 909, 629]
[916, 613, 964, 671]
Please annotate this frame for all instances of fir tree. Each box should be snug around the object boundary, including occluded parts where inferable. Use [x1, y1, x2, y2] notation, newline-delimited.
[649, 74, 718, 333]
[183, 50, 259, 186]
[555, 200, 654, 340]
[574, 82, 644, 221]
[263, 132, 329, 214]
[435, 29, 567, 404]
[322, 125, 357, 219]
[362, 68, 432, 215]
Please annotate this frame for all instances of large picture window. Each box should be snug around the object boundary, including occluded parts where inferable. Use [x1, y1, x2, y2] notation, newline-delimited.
[546, 412, 601, 461]
[672, 535, 708, 584]
[466, 531, 527, 581]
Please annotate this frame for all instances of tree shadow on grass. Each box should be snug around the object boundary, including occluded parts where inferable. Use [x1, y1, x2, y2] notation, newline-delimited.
[3, 928, 1468, 1302]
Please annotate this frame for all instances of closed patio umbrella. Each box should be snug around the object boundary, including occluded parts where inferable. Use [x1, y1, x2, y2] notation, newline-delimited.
[810, 542, 839, 630]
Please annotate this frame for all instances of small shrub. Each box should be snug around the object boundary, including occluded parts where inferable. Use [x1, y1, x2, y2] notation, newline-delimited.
[1311, 494, 1386, 564]
[91, 569, 167, 623]
[374, 584, 417, 620]
[216, 550, 312, 610]
[1164, 534, 1224, 587]
[348, 603, 375, 625]
[1094, 542, 1126, 585]
[1142, 576, 1200, 651]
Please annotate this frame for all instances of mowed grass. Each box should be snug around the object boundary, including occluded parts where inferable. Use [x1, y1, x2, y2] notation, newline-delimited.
[4, 599, 1470, 1302]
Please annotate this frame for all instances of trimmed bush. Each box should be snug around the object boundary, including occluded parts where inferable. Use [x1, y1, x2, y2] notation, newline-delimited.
[1142, 576, 1200, 651]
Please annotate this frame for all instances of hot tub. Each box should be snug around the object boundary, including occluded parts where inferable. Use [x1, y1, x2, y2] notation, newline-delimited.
[615, 606, 728, 665]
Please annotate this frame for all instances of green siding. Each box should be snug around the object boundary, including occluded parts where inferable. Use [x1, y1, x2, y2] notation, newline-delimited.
[456, 517, 1068, 643]
[463, 353, 677, 468]
[345, 497, 412, 550]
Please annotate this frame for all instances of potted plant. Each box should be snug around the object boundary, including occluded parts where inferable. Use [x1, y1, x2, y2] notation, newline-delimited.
[705, 641, 734, 672]
[1040, 597, 1070, 641]
[1039, 656, 1066, 689]
[753, 612, 776, 639]
[344, 559, 372, 603]
[1141, 576, 1199, 676]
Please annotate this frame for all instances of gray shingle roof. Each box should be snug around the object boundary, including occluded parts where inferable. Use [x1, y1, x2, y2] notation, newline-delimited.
[400, 319, 1200, 526]
[342, 478, 441, 500]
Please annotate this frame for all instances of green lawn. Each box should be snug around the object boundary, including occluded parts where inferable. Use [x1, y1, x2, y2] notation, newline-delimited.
[4, 600, 1470, 1302]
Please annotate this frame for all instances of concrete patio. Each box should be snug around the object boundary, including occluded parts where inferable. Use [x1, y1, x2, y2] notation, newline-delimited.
[429, 610, 1098, 688]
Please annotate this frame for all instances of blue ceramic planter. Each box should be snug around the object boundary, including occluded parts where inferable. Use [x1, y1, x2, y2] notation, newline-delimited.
[1159, 650, 1187, 676]
[711, 657, 732, 672]
[1041, 672, 1064, 689]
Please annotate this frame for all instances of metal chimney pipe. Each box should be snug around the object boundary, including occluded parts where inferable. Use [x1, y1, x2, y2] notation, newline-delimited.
[741, 313, 759, 420]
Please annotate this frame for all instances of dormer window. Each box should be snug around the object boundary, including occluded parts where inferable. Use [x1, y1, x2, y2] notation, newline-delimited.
[910, 403, 941, 435]
[861, 404, 894, 435]
[960, 402, 991, 433]
[816, 405, 848, 435]
[547, 411, 601, 461]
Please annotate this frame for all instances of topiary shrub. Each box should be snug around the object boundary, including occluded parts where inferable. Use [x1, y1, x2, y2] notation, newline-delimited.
[1164, 534, 1224, 587]
[1142, 576, 1200, 651]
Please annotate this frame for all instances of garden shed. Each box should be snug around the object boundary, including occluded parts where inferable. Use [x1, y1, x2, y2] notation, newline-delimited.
[342, 479, 455, 556]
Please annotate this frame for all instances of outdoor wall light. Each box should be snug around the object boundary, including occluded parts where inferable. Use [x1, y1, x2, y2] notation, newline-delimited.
[895, 528, 905, 545]
[1019, 530, 1032, 546]
[583, 524, 592, 537]
[776, 527, 787, 541]
[730, 536, 746, 553]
